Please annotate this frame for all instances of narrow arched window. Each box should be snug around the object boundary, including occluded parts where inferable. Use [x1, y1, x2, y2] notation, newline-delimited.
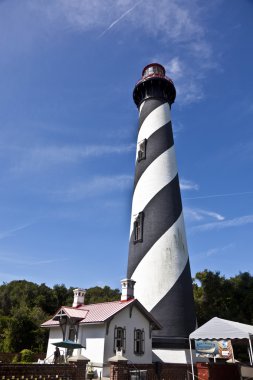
[137, 139, 147, 162]
[114, 326, 126, 353]
[134, 212, 144, 243]
[134, 328, 145, 355]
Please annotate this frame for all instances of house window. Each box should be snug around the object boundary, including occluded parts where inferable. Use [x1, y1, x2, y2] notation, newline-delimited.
[137, 139, 147, 162]
[134, 212, 144, 243]
[134, 329, 145, 355]
[67, 326, 76, 356]
[114, 326, 126, 352]
[68, 326, 76, 341]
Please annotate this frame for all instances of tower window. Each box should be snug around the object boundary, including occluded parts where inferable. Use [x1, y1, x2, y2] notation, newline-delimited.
[133, 212, 144, 243]
[134, 328, 145, 355]
[114, 326, 126, 352]
[137, 139, 147, 162]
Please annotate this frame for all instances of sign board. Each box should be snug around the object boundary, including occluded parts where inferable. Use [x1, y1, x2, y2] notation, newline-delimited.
[195, 339, 233, 359]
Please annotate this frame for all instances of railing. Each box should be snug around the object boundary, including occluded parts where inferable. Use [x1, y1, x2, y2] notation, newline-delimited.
[0, 364, 76, 380]
[0, 360, 88, 380]
[43, 349, 65, 364]
[128, 360, 144, 380]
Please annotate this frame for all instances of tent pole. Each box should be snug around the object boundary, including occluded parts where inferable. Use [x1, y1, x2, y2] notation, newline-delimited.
[248, 347, 252, 366]
[189, 338, 195, 380]
[231, 343, 235, 363]
[248, 335, 253, 366]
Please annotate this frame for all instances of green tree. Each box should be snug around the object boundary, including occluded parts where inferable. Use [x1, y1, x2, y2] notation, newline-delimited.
[2, 314, 36, 352]
[229, 272, 253, 324]
[0, 316, 10, 351]
[53, 284, 74, 308]
[85, 286, 120, 304]
[0, 280, 121, 352]
[193, 270, 234, 325]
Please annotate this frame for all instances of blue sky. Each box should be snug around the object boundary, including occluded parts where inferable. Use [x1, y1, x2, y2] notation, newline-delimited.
[0, 0, 252, 289]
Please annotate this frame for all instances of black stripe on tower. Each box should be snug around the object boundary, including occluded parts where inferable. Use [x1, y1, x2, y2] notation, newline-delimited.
[133, 121, 174, 190]
[127, 175, 182, 278]
[151, 259, 196, 347]
[138, 98, 167, 127]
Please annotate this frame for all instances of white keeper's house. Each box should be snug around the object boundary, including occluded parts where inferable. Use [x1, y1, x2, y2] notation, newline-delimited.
[41, 279, 161, 378]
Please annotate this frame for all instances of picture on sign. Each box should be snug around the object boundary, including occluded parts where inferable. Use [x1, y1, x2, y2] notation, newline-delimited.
[195, 339, 233, 359]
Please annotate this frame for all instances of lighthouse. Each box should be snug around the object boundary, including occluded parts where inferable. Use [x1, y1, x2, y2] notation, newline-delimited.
[127, 63, 196, 353]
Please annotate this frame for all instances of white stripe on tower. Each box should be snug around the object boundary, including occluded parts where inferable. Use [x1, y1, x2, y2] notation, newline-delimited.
[131, 212, 188, 311]
[127, 63, 196, 347]
[136, 103, 171, 149]
[130, 146, 177, 235]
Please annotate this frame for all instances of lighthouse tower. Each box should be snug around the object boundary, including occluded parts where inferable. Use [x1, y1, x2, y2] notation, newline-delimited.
[127, 63, 196, 354]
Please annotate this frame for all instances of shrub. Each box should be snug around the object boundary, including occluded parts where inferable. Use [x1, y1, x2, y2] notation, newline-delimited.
[12, 353, 21, 363]
[20, 349, 35, 363]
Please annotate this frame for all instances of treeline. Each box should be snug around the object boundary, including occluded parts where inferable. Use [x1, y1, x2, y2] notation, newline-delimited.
[0, 281, 120, 353]
[0, 271, 253, 353]
[194, 270, 253, 326]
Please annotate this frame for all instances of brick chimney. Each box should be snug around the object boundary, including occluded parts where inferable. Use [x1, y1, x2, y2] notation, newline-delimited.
[121, 279, 135, 301]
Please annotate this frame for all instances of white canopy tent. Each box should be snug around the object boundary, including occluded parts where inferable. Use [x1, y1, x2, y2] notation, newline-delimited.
[189, 317, 253, 379]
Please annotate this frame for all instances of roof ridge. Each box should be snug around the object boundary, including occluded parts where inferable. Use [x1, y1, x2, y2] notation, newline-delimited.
[79, 299, 134, 307]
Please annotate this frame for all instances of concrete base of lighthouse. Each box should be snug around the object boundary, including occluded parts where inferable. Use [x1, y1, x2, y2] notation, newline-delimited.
[152, 336, 194, 364]
[152, 348, 192, 364]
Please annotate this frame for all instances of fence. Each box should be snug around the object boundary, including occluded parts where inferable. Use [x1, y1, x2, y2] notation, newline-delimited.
[110, 362, 192, 380]
[0, 359, 243, 380]
[0, 360, 88, 380]
[109, 361, 242, 380]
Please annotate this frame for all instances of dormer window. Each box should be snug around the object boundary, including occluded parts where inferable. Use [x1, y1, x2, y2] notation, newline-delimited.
[137, 139, 147, 162]
[134, 212, 144, 243]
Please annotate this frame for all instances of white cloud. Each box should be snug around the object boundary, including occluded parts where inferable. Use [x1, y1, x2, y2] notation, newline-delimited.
[52, 174, 133, 201]
[185, 190, 253, 200]
[0, 223, 33, 240]
[33, 0, 203, 42]
[198, 209, 225, 221]
[98, 0, 143, 38]
[191, 214, 253, 233]
[180, 179, 199, 191]
[32, 143, 135, 162]
[31, 0, 215, 104]
[11, 143, 135, 173]
[172, 121, 184, 136]
[192, 243, 234, 259]
[164, 56, 205, 104]
[184, 207, 225, 222]
[0, 253, 67, 266]
[166, 57, 183, 80]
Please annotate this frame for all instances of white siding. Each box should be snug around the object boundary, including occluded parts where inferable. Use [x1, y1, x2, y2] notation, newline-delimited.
[46, 327, 63, 362]
[79, 324, 106, 378]
[45, 304, 154, 377]
[103, 305, 152, 376]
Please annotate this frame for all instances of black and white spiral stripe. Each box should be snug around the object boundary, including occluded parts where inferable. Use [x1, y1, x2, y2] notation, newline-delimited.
[127, 98, 196, 345]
